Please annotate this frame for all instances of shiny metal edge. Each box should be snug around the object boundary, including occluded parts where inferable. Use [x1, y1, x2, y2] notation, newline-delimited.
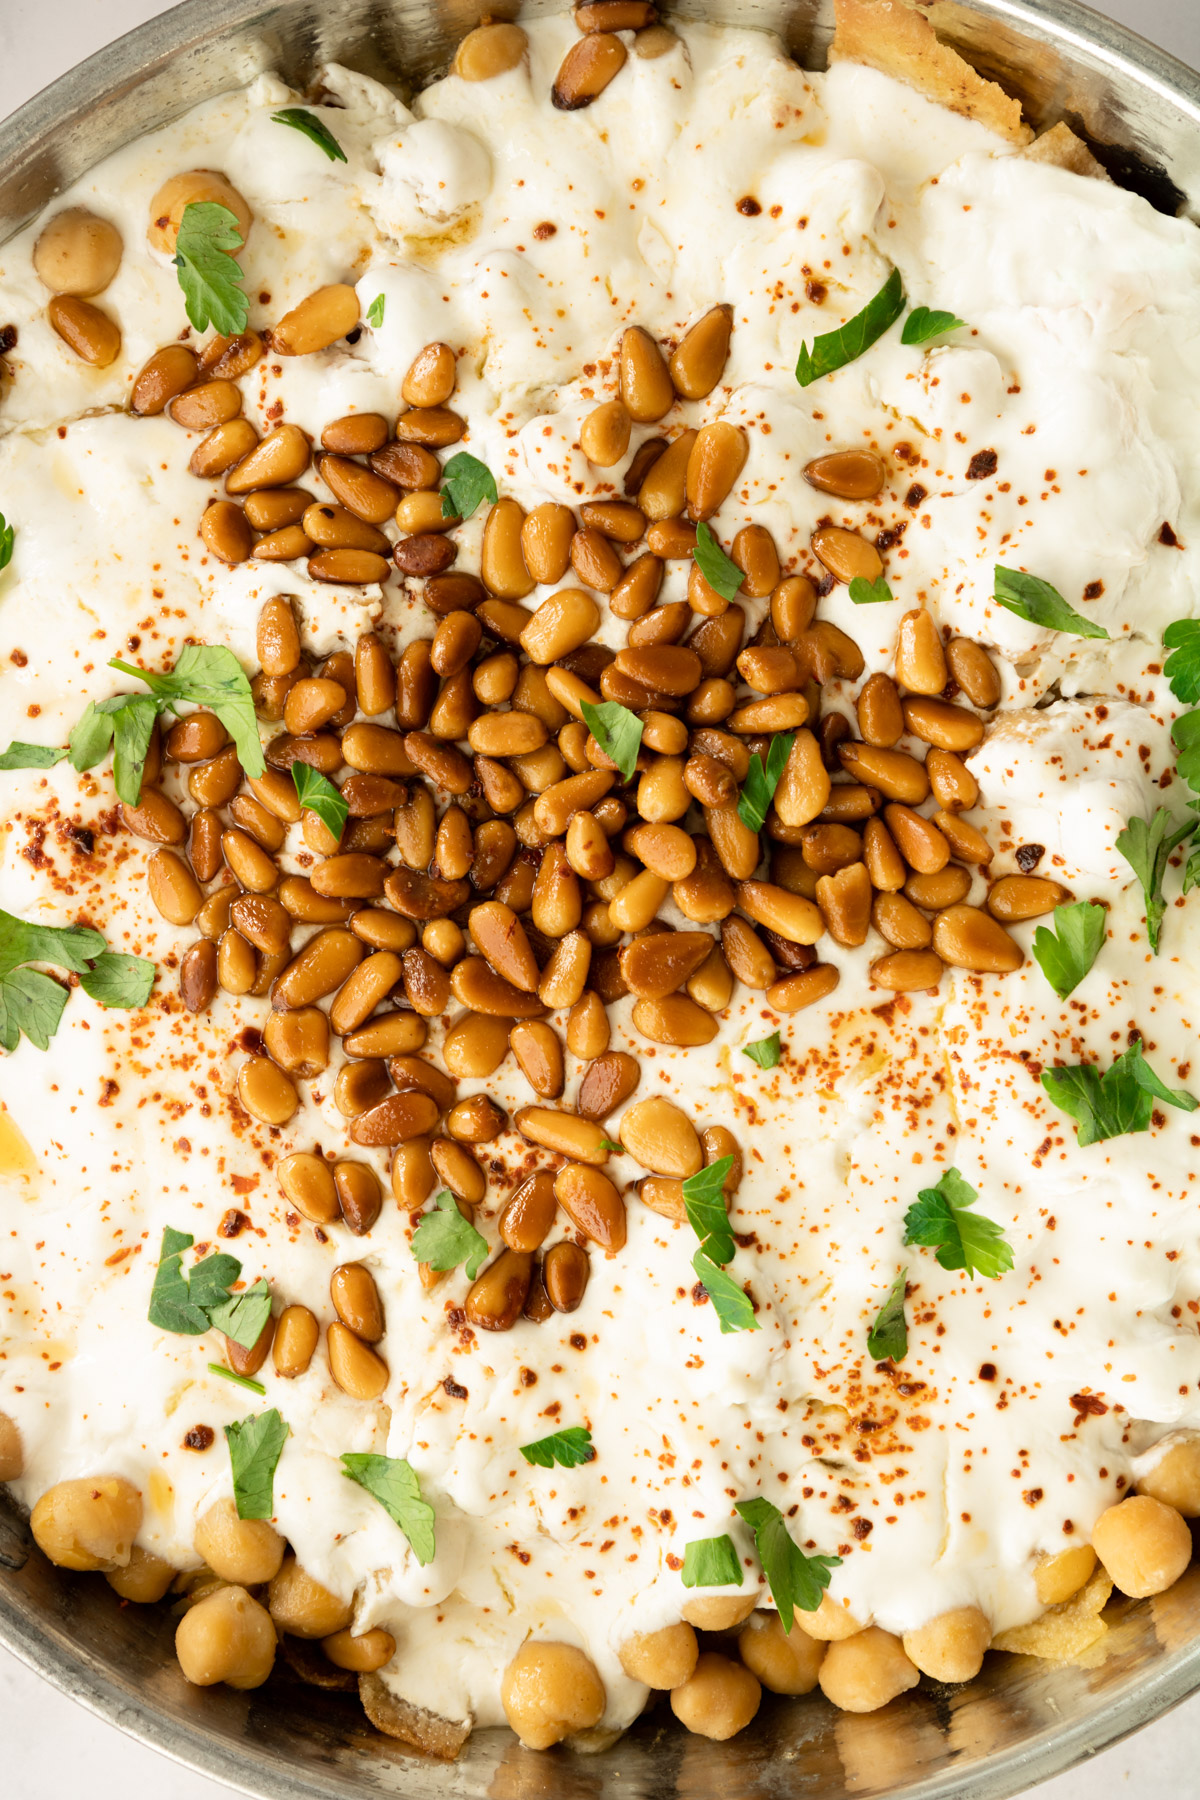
[4, 1, 1200, 1796]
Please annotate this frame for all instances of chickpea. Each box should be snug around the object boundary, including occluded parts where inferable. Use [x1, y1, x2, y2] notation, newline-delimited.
[796, 1592, 866, 1640]
[1137, 1433, 1200, 1517]
[681, 1592, 757, 1631]
[817, 1627, 919, 1713]
[901, 1606, 990, 1683]
[30, 1474, 142, 1571]
[268, 1553, 354, 1637]
[175, 1583, 277, 1689]
[33, 207, 123, 295]
[618, 1621, 698, 1689]
[1034, 1543, 1097, 1606]
[0, 1410, 23, 1481]
[501, 1640, 606, 1749]
[322, 1625, 396, 1672]
[147, 170, 253, 256]
[1091, 1494, 1193, 1598]
[194, 1496, 285, 1586]
[670, 1651, 761, 1740]
[738, 1610, 825, 1695]
[105, 1544, 176, 1603]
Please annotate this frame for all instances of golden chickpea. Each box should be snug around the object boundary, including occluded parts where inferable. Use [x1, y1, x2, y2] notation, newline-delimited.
[680, 1592, 757, 1631]
[901, 1607, 990, 1683]
[1091, 1494, 1193, 1598]
[33, 207, 123, 295]
[1034, 1544, 1097, 1606]
[738, 1610, 825, 1695]
[322, 1626, 396, 1672]
[501, 1641, 606, 1749]
[194, 1496, 285, 1586]
[818, 1627, 920, 1713]
[175, 1584, 277, 1689]
[105, 1544, 176, 1603]
[30, 1475, 142, 1571]
[0, 1410, 23, 1481]
[618, 1621, 698, 1689]
[147, 170, 253, 256]
[267, 1554, 354, 1637]
[795, 1592, 866, 1640]
[1137, 1434, 1200, 1517]
[670, 1651, 761, 1740]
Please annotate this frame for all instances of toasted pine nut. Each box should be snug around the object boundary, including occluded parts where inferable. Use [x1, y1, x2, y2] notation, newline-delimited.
[804, 450, 885, 500]
[350, 1090, 440, 1148]
[903, 695, 984, 752]
[933, 810, 993, 866]
[639, 429, 696, 521]
[946, 637, 1001, 708]
[189, 418, 259, 478]
[263, 1008, 330, 1075]
[274, 929, 363, 1007]
[737, 879, 824, 945]
[838, 743, 929, 805]
[273, 1306, 319, 1377]
[731, 524, 778, 599]
[620, 929, 710, 999]
[926, 747, 977, 811]
[863, 819, 907, 893]
[147, 849, 203, 925]
[856, 673, 904, 747]
[237, 1056, 298, 1126]
[327, 1322, 388, 1399]
[516, 503, 573, 585]
[466, 1250, 532, 1332]
[454, 19, 528, 77]
[767, 729, 828, 830]
[987, 875, 1070, 922]
[816, 862, 872, 946]
[553, 1162, 626, 1251]
[478, 497, 532, 599]
[256, 601, 300, 685]
[727, 693, 810, 734]
[394, 407, 465, 448]
[131, 344, 198, 415]
[540, 930, 593, 1008]
[200, 501, 253, 565]
[122, 788, 186, 845]
[611, 552, 664, 620]
[894, 609, 948, 694]
[872, 891, 932, 950]
[905, 866, 972, 910]
[718, 915, 774, 988]
[766, 963, 840, 1011]
[620, 326, 674, 422]
[811, 526, 882, 585]
[932, 903, 1023, 972]
[670, 305, 732, 400]
[569, 527, 623, 593]
[771, 576, 817, 642]
[870, 949, 945, 991]
[608, 869, 669, 934]
[244, 488, 311, 530]
[278, 1152, 340, 1223]
[631, 994, 718, 1046]
[580, 399, 632, 466]
[303, 503, 388, 553]
[272, 284, 359, 356]
[225, 425, 311, 493]
[800, 823, 862, 875]
[686, 423, 748, 522]
[169, 378, 242, 431]
[883, 804, 950, 874]
[506, 1021, 563, 1099]
[516, 1106, 611, 1165]
[47, 294, 121, 366]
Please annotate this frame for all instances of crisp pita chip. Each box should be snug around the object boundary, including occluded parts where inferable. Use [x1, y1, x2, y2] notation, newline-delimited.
[1025, 121, 1111, 180]
[992, 1566, 1114, 1663]
[279, 1633, 358, 1692]
[359, 1671, 472, 1760]
[830, 0, 1032, 144]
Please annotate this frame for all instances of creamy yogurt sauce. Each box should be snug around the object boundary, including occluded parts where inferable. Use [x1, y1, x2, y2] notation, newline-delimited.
[2, 13, 1200, 1738]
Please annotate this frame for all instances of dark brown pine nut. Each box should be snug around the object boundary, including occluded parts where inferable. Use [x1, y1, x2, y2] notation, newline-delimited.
[544, 1241, 590, 1312]
[179, 938, 217, 1012]
[466, 1250, 533, 1331]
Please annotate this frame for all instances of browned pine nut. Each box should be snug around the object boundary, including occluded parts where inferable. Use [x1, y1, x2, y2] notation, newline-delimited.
[686, 423, 748, 522]
[870, 949, 945, 991]
[200, 501, 253, 565]
[987, 875, 1070, 922]
[839, 742, 929, 805]
[273, 1305, 319, 1377]
[946, 637, 1001, 708]
[465, 1250, 532, 1331]
[620, 326, 674, 422]
[263, 1007, 330, 1076]
[902, 695, 984, 752]
[179, 938, 217, 1012]
[731, 524, 779, 599]
[804, 450, 885, 499]
[670, 305, 732, 401]
[454, 20, 528, 78]
[631, 994, 718, 1046]
[190, 418, 258, 478]
[894, 609, 948, 694]
[932, 903, 1023, 972]
[811, 526, 882, 585]
[639, 429, 696, 521]
[131, 344, 198, 415]
[933, 810, 993, 866]
[554, 1163, 626, 1252]
[47, 294, 121, 366]
[237, 1056, 298, 1126]
[521, 503, 576, 584]
[226, 425, 312, 494]
[327, 1322, 388, 1399]
[580, 401, 631, 468]
[272, 284, 359, 357]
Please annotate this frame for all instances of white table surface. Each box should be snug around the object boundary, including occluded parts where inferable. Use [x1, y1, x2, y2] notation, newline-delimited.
[4, 0, 1200, 1792]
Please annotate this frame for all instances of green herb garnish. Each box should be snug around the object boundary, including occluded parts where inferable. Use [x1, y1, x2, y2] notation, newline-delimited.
[692, 1252, 759, 1335]
[366, 293, 386, 328]
[682, 1156, 736, 1268]
[70, 644, 263, 806]
[903, 1168, 1013, 1280]
[848, 575, 893, 605]
[1041, 1039, 1197, 1147]
[901, 306, 966, 346]
[291, 763, 348, 842]
[1031, 900, 1106, 1000]
[734, 1497, 840, 1631]
[866, 1267, 908, 1362]
[1164, 619, 1200, 703]
[341, 1453, 436, 1564]
[581, 699, 643, 782]
[1116, 807, 1195, 954]
[270, 107, 347, 163]
[0, 742, 67, 770]
[681, 1535, 743, 1588]
[519, 1427, 595, 1469]
[993, 567, 1109, 639]
[692, 522, 744, 604]
[173, 201, 248, 336]
[737, 731, 794, 833]
[0, 514, 13, 572]
[796, 267, 905, 387]
[148, 1226, 267, 1345]
[226, 1408, 289, 1520]
[440, 451, 497, 521]
[410, 1189, 488, 1280]
[742, 1032, 781, 1070]
[208, 1363, 266, 1396]
[0, 911, 153, 1052]
[208, 1278, 273, 1351]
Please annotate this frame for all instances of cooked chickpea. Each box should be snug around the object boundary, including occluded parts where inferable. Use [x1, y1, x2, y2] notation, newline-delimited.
[194, 1496, 285, 1585]
[680, 1591, 757, 1631]
[33, 207, 123, 295]
[670, 1651, 761, 1740]
[817, 1627, 920, 1712]
[175, 1583, 277, 1689]
[1137, 1433, 1200, 1516]
[322, 1625, 397, 1672]
[501, 1640, 606, 1749]
[105, 1544, 176, 1603]
[268, 1553, 354, 1637]
[147, 170, 252, 255]
[618, 1621, 698, 1688]
[0, 1410, 23, 1481]
[900, 1606, 990, 1683]
[1034, 1543, 1097, 1606]
[30, 1474, 142, 1571]
[738, 1610, 825, 1694]
[1091, 1494, 1193, 1597]
[795, 1592, 867, 1640]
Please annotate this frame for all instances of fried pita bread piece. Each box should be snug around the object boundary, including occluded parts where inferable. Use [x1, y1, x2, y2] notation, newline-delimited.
[359, 1671, 472, 1760]
[1025, 120, 1110, 179]
[830, 0, 1032, 144]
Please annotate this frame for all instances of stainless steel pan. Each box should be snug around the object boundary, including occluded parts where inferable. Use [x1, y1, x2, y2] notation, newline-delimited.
[3, 2, 1200, 1793]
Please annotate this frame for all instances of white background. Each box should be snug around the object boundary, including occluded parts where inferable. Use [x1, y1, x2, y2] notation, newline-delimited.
[2, 0, 1200, 1793]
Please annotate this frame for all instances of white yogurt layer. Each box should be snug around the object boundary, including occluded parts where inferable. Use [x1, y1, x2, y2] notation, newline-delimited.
[2, 15, 1200, 1735]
